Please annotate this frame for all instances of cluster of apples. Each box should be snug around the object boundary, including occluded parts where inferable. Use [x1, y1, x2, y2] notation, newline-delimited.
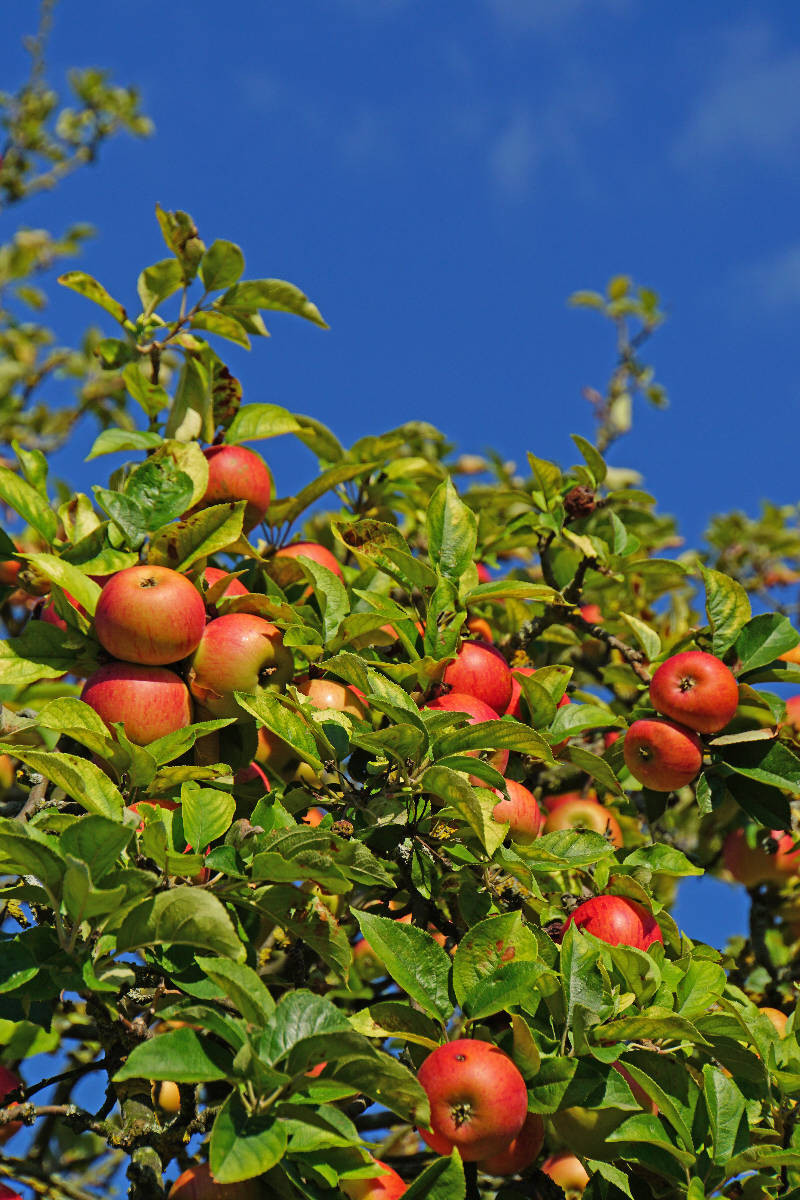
[622, 650, 739, 792]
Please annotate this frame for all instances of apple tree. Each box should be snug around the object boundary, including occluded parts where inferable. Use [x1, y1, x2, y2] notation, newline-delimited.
[0, 204, 799, 1200]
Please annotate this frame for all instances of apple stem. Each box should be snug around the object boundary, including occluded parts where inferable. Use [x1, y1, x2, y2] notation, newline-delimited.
[465, 1161, 481, 1200]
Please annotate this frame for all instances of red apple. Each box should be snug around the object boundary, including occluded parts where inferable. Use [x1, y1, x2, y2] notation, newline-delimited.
[204, 567, 249, 599]
[541, 1152, 590, 1195]
[274, 541, 344, 580]
[417, 1038, 528, 1161]
[0, 1065, 22, 1146]
[40, 590, 85, 631]
[442, 641, 513, 715]
[0, 560, 20, 588]
[784, 696, 800, 734]
[563, 895, 662, 950]
[479, 1112, 544, 1175]
[466, 616, 493, 643]
[492, 779, 543, 844]
[340, 1159, 406, 1199]
[94, 565, 206, 666]
[0, 1186, 22, 1200]
[580, 604, 603, 624]
[295, 675, 367, 720]
[168, 1162, 261, 1199]
[188, 614, 293, 717]
[649, 650, 738, 735]
[82, 663, 193, 744]
[198, 445, 271, 532]
[253, 725, 293, 770]
[476, 562, 492, 584]
[623, 718, 702, 791]
[722, 827, 800, 887]
[425, 692, 509, 775]
[543, 794, 623, 848]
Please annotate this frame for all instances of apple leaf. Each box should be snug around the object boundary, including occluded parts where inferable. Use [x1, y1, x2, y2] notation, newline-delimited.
[148, 501, 246, 572]
[0, 746, 124, 819]
[196, 956, 275, 1026]
[426, 478, 478, 582]
[700, 566, 751, 657]
[352, 910, 452, 1023]
[115, 887, 245, 960]
[181, 784, 235, 853]
[113, 1026, 233, 1083]
[200, 240, 245, 291]
[399, 1151, 464, 1200]
[210, 1092, 287, 1183]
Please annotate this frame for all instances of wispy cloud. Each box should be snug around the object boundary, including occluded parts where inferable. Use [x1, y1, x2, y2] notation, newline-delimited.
[488, 111, 540, 197]
[673, 23, 800, 166]
[488, 0, 631, 33]
[730, 244, 800, 313]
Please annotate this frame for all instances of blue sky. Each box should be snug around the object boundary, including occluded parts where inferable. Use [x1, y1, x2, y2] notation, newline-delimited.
[4, 2, 800, 947]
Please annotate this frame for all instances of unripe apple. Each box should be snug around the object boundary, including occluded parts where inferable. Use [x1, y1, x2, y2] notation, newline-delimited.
[543, 793, 623, 848]
[550, 1063, 656, 1159]
[255, 725, 293, 770]
[94, 565, 206, 665]
[82, 663, 193, 744]
[168, 1161, 261, 1199]
[623, 718, 702, 791]
[153, 1079, 181, 1112]
[479, 1112, 544, 1175]
[417, 1038, 528, 1161]
[340, 1159, 406, 1199]
[0, 1065, 22, 1145]
[491, 779, 543, 844]
[274, 541, 343, 580]
[425, 692, 509, 775]
[295, 675, 367, 720]
[649, 650, 739, 734]
[203, 567, 248, 598]
[541, 1152, 590, 1195]
[198, 445, 271, 532]
[722, 827, 800, 887]
[563, 895, 663, 950]
[188, 614, 293, 717]
[442, 641, 513, 715]
[760, 1006, 788, 1036]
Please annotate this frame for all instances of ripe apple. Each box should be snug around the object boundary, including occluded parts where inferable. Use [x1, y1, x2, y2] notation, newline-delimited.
[168, 1161, 261, 1199]
[465, 616, 493, 643]
[623, 718, 703, 791]
[543, 793, 623, 848]
[0, 1065, 22, 1145]
[563, 895, 663, 950]
[40, 590, 85, 631]
[0, 755, 15, 790]
[295, 675, 367, 719]
[82, 663, 193, 744]
[0, 559, 20, 587]
[541, 1152, 590, 1195]
[417, 1038, 528, 1161]
[722, 827, 800, 887]
[479, 1112, 544, 1175]
[780, 645, 800, 666]
[476, 562, 492, 583]
[203, 567, 248, 598]
[94, 565, 206, 665]
[760, 1006, 788, 1036]
[579, 604, 603, 624]
[303, 807, 326, 827]
[198, 445, 271, 532]
[442, 640, 513, 715]
[492, 779, 543, 844]
[784, 696, 800, 734]
[274, 541, 344, 580]
[425, 692, 509, 775]
[649, 650, 739, 734]
[340, 1159, 406, 1199]
[188, 614, 293, 717]
[0, 1186, 22, 1200]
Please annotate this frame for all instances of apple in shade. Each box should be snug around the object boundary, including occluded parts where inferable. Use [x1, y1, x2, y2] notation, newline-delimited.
[203, 567, 248, 599]
[127, 798, 179, 831]
[424, 692, 509, 775]
[233, 761, 270, 788]
[254, 725, 293, 770]
[784, 696, 800, 733]
[94, 565, 206, 665]
[761, 1006, 789, 1036]
[649, 650, 739, 734]
[295, 675, 368, 719]
[543, 793, 623, 848]
[722, 827, 800, 888]
[198, 444, 271, 532]
[168, 1162, 261, 1199]
[541, 1152, 590, 1196]
[0, 1065, 22, 1145]
[340, 1160, 407, 1199]
[274, 541, 344, 580]
[417, 1038, 528, 1161]
[188, 613, 294, 717]
[0, 756, 14, 790]
[623, 718, 703, 791]
[0, 1186, 22, 1200]
[82, 663, 193, 744]
[563, 895, 663, 950]
[551, 1063, 657, 1159]
[491, 779, 543, 844]
[154, 1079, 181, 1112]
[479, 1112, 544, 1175]
[505, 666, 571, 724]
[442, 640, 513, 715]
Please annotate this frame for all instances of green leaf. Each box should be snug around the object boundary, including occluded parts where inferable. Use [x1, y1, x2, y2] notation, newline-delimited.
[0, 747, 123, 819]
[259, 990, 350, 1066]
[465, 579, 559, 604]
[294, 557, 349, 642]
[564, 744, 624, 796]
[155, 204, 205, 282]
[561, 923, 606, 1024]
[116, 887, 244, 960]
[451, 912, 540, 1005]
[121, 363, 170, 418]
[618, 611, 661, 661]
[270, 463, 377, 528]
[419, 765, 505, 854]
[137, 258, 183, 315]
[427, 479, 478, 581]
[221, 278, 328, 327]
[60, 816, 133, 880]
[165, 357, 213, 443]
[0, 466, 57, 543]
[191, 310, 251, 348]
[113, 1026, 233, 1083]
[571, 434, 607, 486]
[550, 702, 624, 741]
[236, 692, 322, 769]
[736, 613, 800, 673]
[224, 403, 301, 444]
[700, 566, 751, 657]
[622, 845, 703, 877]
[402, 1152, 465, 1200]
[210, 1092, 287, 1183]
[0, 623, 92, 685]
[86, 430, 164, 460]
[0, 824, 64, 895]
[196, 957, 275, 1026]
[181, 785, 236, 853]
[148, 502, 246, 572]
[702, 1064, 747, 1164]
[527, 452, 562, 510]
[58, 270, 127, 324]
[352, 910, 452, 1022]
[145, 719, 235, 766]
[434, 719, 555, 764]
[462, 960, 549, 1020]
[23, 553, 102, 615]
[719, 739, 800, 794]
[201, 240, 245, 291]
[349, 1001, 441, 1050]
[327, 1051, 429, 1125]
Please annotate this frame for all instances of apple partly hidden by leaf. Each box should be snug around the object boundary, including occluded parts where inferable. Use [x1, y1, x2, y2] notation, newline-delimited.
[442, 640, 513, 716]
[188, 613, 293, 717]
[425, 691, 509, 775]
[168, 1161, 261, 1199]
[543, 792, 623, 848]
[541, 1151, 590, 1195]
[491, 779, 543, 844]
[722, 827, 800, 888]
[563, 894, 663, 950]
[198, 444, 271, 532]
[82, 662, 193, 744]
[340, 1159, 407, 1199]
